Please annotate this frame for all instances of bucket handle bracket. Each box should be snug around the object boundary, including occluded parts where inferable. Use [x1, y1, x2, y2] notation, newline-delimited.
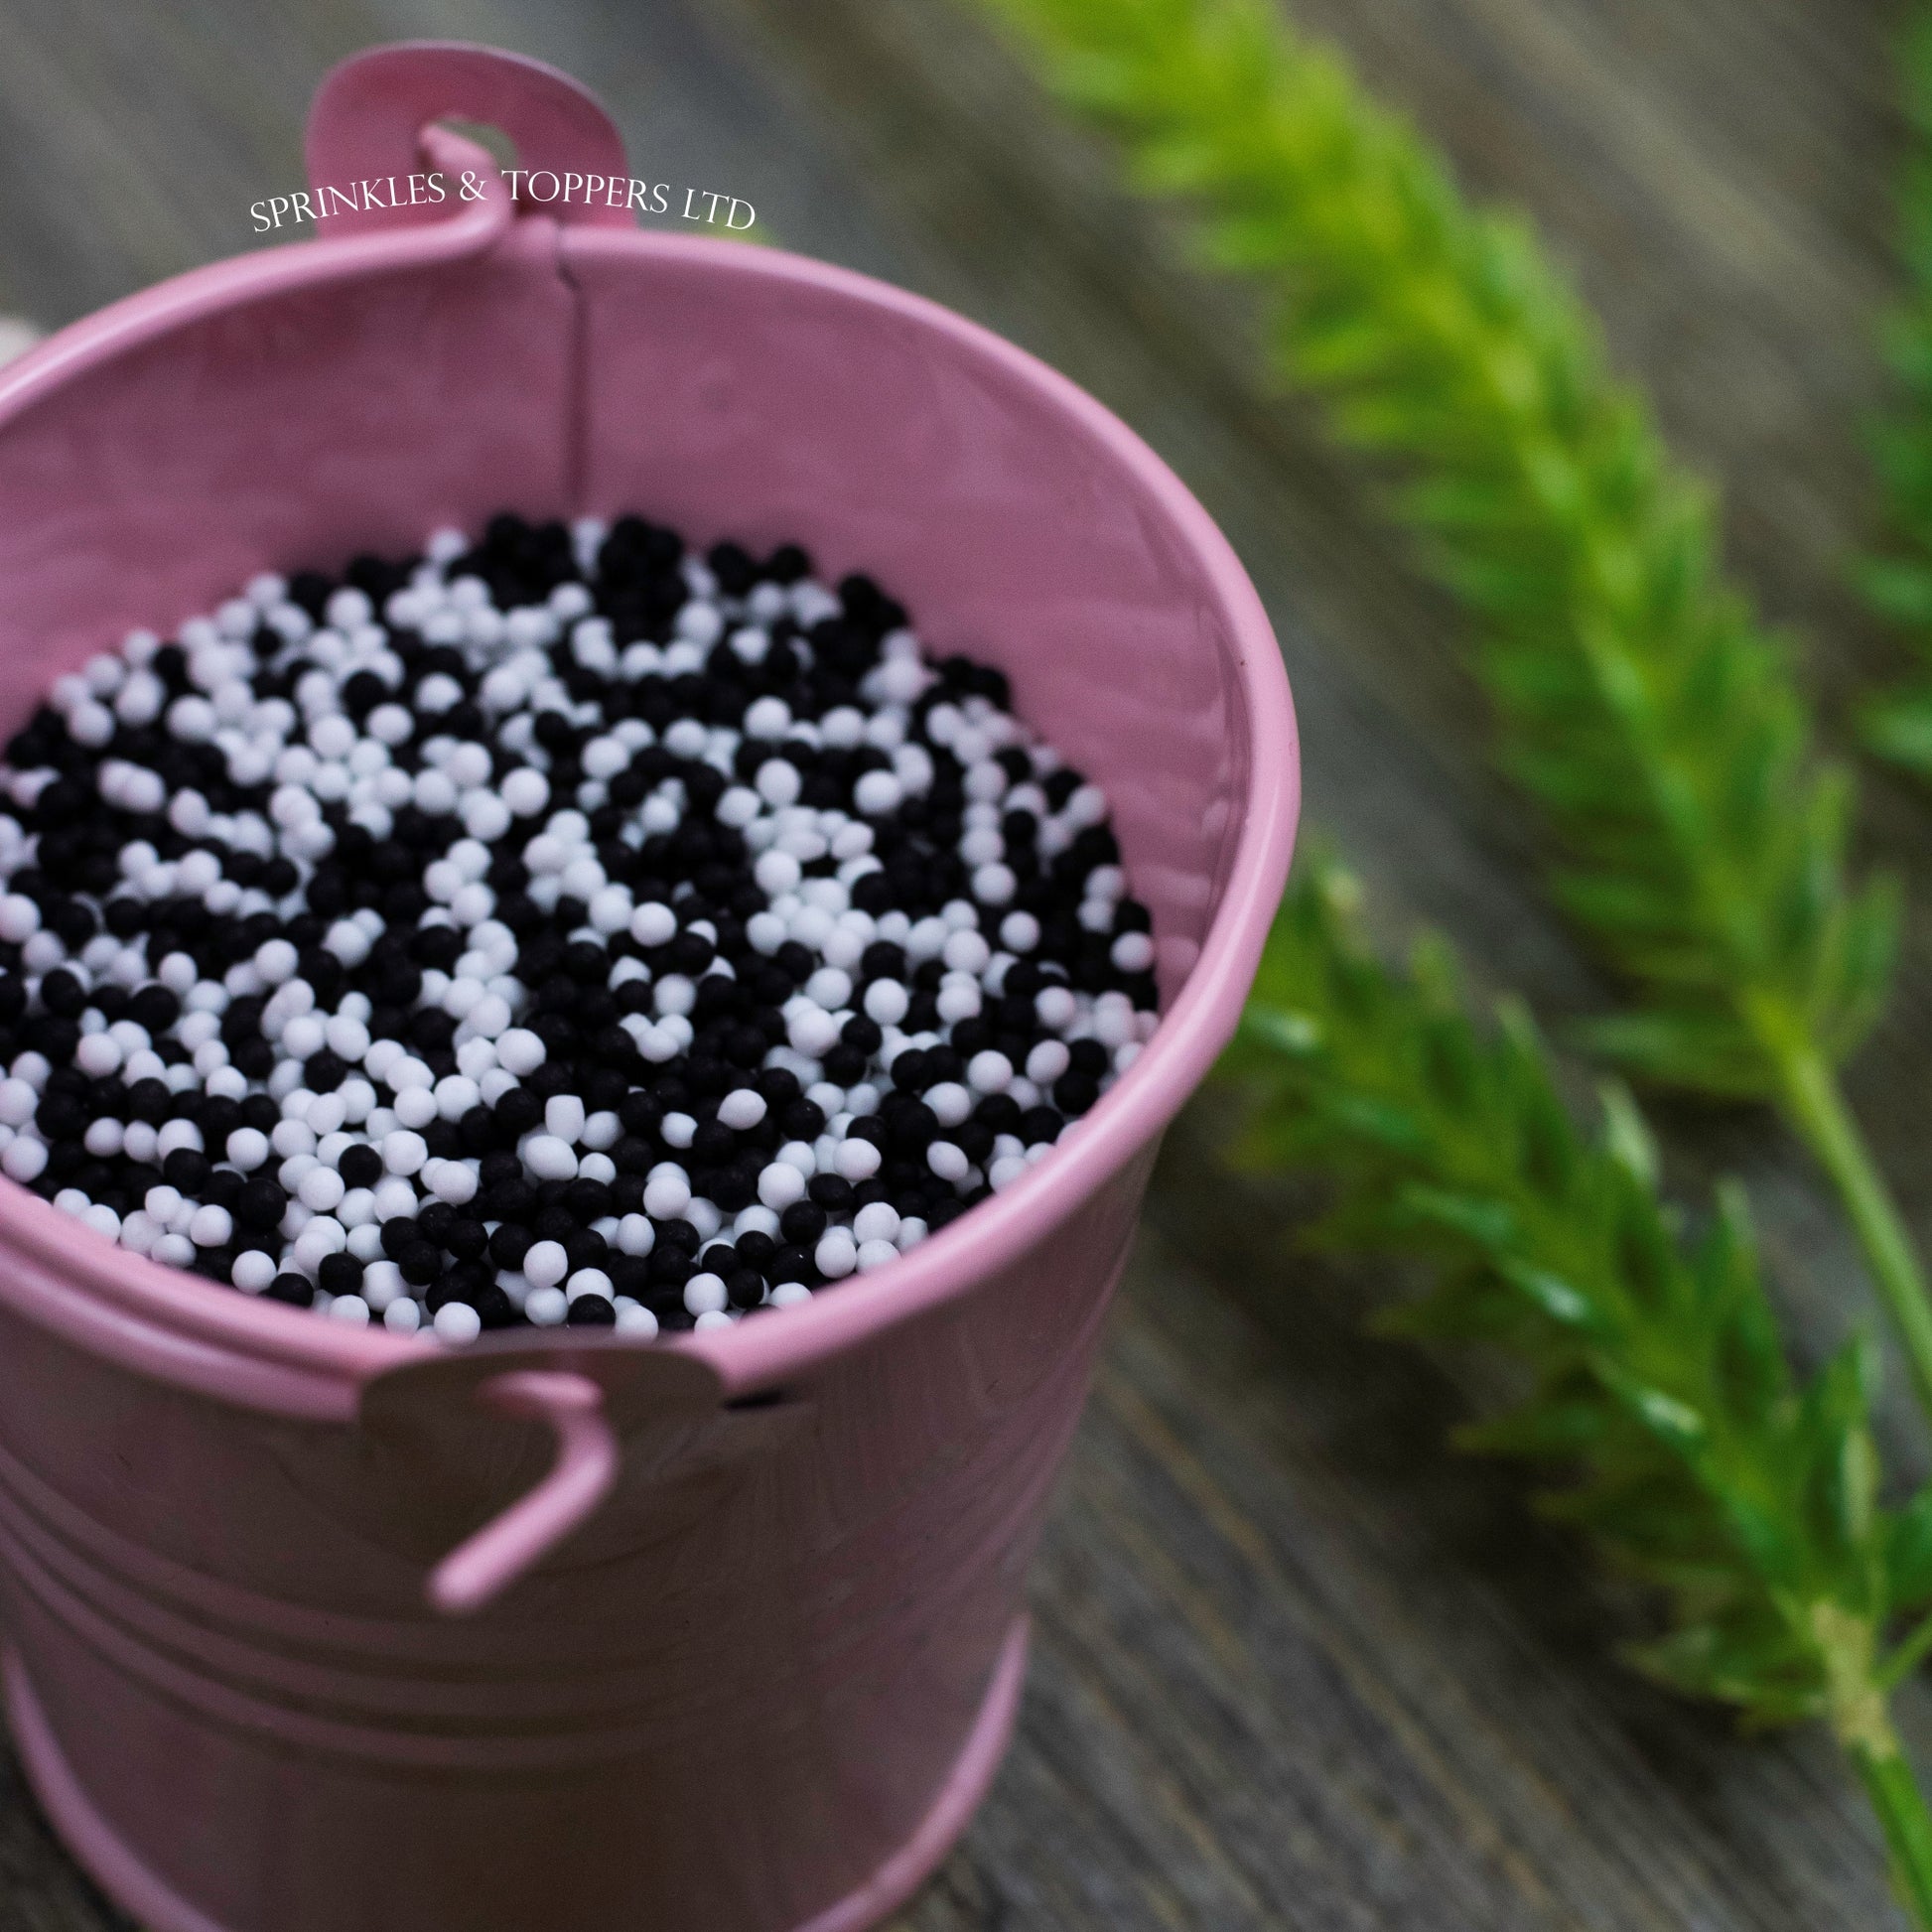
[361, 1342, 726, 1617]
[425, 1369, 619, 1616]
[305, 41, 636, 237]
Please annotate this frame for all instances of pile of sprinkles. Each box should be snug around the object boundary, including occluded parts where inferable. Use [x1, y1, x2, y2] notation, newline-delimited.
[0, 514, 1158, 1343]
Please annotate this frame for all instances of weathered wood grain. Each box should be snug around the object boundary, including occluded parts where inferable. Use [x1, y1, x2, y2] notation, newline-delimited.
[0, 0, 1923, 1924]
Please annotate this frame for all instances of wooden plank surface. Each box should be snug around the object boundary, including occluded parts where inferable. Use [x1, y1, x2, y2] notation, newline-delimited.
[0, 0, 1923, 1924]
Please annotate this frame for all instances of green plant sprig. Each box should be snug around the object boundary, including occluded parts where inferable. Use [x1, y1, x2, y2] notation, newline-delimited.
[1223, 850, 1932, 1922]
[977, 0, 1932, 1426]
[1862, 9, 1932, 774]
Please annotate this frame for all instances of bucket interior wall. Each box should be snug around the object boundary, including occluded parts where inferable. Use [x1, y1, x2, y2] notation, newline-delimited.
[0, 225, 577, 729]
[0, 234, 1255, 1004]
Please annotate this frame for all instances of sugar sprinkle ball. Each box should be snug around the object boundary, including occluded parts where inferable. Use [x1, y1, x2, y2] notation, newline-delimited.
[0, 514, 1159, 1344]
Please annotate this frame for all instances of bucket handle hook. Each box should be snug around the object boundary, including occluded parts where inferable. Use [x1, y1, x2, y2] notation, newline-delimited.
[306, 41, 635, 237]
[425, 1369, 620, 1616]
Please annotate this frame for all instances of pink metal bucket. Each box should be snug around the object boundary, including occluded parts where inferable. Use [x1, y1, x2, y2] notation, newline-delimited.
[0, 42, 1298, 1932]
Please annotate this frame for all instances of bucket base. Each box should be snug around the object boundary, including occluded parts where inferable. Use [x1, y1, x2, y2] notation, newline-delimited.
[4, 1617, 1031, 1932]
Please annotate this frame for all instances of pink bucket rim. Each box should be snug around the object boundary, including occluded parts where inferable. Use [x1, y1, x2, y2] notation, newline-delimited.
[0, 224, 1300, 1403]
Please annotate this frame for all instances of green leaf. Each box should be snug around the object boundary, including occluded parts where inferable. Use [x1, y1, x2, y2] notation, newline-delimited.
[1210, 851, 1900, 1734]
[1862, 10, 1932, 769]
[1495, 1257, 1596, 1331]
[1863, 689, 1932, 777]
[1889, 1486, 1932, 1618]
[979, 0, 1891, 1121]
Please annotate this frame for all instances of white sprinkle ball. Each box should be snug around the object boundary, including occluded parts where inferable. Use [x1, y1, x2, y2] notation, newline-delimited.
[684, 1273, 729, 1316]
[759, 1162, 808, 1210]
[232, 1251, 277, 1293]
[815, 1228, 858, 1280]
[523, 1241, 568, 1289]
[524, 1135, 578, 1180]
[433, 1303, 483, 1345]
[854, 1201, 901, 1246]
[967, 1050, 1014, 1095]
[525, 1287, 568, 1326]
[833, 1138, 882, 1182]
[717, 1088, 766, 1130]
[381, 1130, 428, 1176]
